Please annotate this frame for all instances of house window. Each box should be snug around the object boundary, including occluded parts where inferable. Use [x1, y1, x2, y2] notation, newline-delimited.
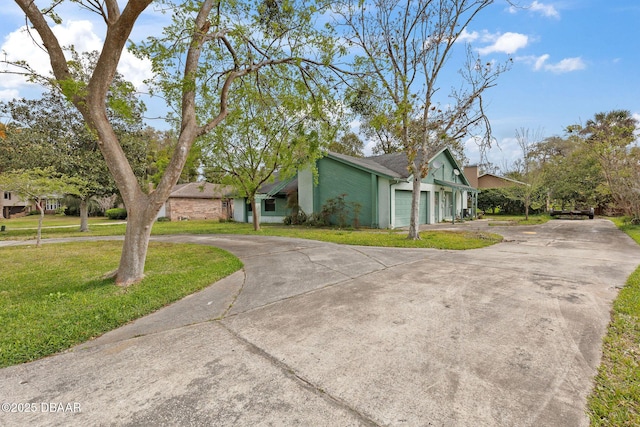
[264, 199, 276, 212]
[247, 201, 252, 212]
[222, 201, 228, 209]
[45, 199, 61, 211]
[3, 192, 10, 200]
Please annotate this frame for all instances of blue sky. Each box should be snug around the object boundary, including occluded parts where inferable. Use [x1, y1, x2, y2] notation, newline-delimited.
[0, 1, 638, 169]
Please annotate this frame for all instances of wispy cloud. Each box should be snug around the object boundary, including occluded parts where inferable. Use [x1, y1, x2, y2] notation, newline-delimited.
[478, 32, 529, 55]
[508, 1, 560, 19]
[518, 54, 586, 73]
[457, 28, 480, 43]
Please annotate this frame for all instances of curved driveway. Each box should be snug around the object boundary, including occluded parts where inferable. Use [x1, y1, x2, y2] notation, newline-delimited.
[1, 219, 639, 426]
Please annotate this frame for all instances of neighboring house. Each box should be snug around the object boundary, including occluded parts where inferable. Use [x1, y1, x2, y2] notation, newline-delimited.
[2, 190, 31, 218]
[463, 165, 527, 189]
[233, 147, 477, 228]
[158, 182, 234, 221]
[1, 191, 62, 218]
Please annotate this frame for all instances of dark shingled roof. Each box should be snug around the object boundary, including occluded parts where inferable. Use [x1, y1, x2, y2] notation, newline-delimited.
[364, 152, 412, 178]
[327, 151, 407, 179]
[169, 182, 234, 199]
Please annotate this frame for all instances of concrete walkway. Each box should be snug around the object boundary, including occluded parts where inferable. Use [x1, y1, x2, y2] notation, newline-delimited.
[1, 219, 638, 426]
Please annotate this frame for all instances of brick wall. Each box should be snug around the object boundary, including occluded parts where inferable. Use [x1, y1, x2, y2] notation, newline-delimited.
[165, 198, 232, 221]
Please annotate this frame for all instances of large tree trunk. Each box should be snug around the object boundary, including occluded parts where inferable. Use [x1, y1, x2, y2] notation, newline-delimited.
[16, 0, 225, 286]
[36, 199, 44, 247]
[407, 167, 422, 240]
[251, 198, 261, 231]
[116, 205, 154, 286]
[79, 198, 89, 232]
[116, 197, 158, 286]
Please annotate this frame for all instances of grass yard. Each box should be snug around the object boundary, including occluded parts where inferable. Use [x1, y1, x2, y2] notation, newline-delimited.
[0, 215, 503, 250]
[587, 217, 640, 426]
[0, 215, 126, 239]
[0, 241, 242, 368]
[0, 215, 122, 229]
[152, 221, 504, 249]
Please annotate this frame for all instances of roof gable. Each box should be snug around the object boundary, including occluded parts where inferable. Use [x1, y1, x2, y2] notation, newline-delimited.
[327, 151, 405, 179]
[329, 147, 468, 185]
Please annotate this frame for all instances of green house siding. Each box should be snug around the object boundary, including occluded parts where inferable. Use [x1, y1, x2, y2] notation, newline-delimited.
[315, 157, 374, 226]
[426, 150, 470, 187]
[261, 196, 289, 217]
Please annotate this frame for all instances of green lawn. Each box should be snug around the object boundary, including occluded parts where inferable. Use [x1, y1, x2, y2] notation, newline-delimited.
[0, 215, 503, 250]
[587, 217, 640, 426]
[0, 241, 242, 368]
[0, 215, 123, 228]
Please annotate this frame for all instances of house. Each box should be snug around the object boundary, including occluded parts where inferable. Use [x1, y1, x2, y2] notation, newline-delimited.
[463, 165, 527, 189]
[232, 176, 298, 224]
[233, 147, 477, 228]
[2, 190, 28, 218]
[1, 190, 62, 218]
[158, 182, 234, 221]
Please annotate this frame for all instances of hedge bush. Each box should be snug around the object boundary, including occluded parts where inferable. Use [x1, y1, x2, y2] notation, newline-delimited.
[105, 208, 127, 220]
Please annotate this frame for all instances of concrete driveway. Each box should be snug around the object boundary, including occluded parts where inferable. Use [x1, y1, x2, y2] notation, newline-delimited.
[1, 219, 638, 426]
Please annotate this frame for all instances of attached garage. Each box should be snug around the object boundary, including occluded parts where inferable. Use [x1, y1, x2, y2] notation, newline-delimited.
[394, 190, 429, 228]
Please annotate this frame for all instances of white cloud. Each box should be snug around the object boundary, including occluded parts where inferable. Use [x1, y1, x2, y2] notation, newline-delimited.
[116, 50, 154, 91]
[1, 20, 152, 93]
[457, 28, 480, 43]
[534, 54, 550, 70]
[508, 1, 560, 19]
[478, 32, 529, 55]
[0, 88, 19, 101]
[544, 57, 585, 73]
[529, 1, 560, 18]
[517, 54, 586, 73]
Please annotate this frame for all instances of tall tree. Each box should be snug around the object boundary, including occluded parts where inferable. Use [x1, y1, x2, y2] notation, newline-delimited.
[514, 127, 545, 220]
[346, 84, 402, 154]
[328, 132, 365, 157]
[0, 51, 147, 231]
[332, 0, 509, 239]
[0, 168, 82, 246]
[8, 0, 340, 285]
[201, 69, 337, 231]
[576, 110, 639, 218]
[536, 135, 604, 211]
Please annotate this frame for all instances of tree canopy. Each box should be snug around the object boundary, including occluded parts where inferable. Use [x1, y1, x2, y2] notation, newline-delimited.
[200, 67, 340, 230]
[0, 167, 82, 245]
[9, 0, 343, 285]
[332, 0, 510, 238]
